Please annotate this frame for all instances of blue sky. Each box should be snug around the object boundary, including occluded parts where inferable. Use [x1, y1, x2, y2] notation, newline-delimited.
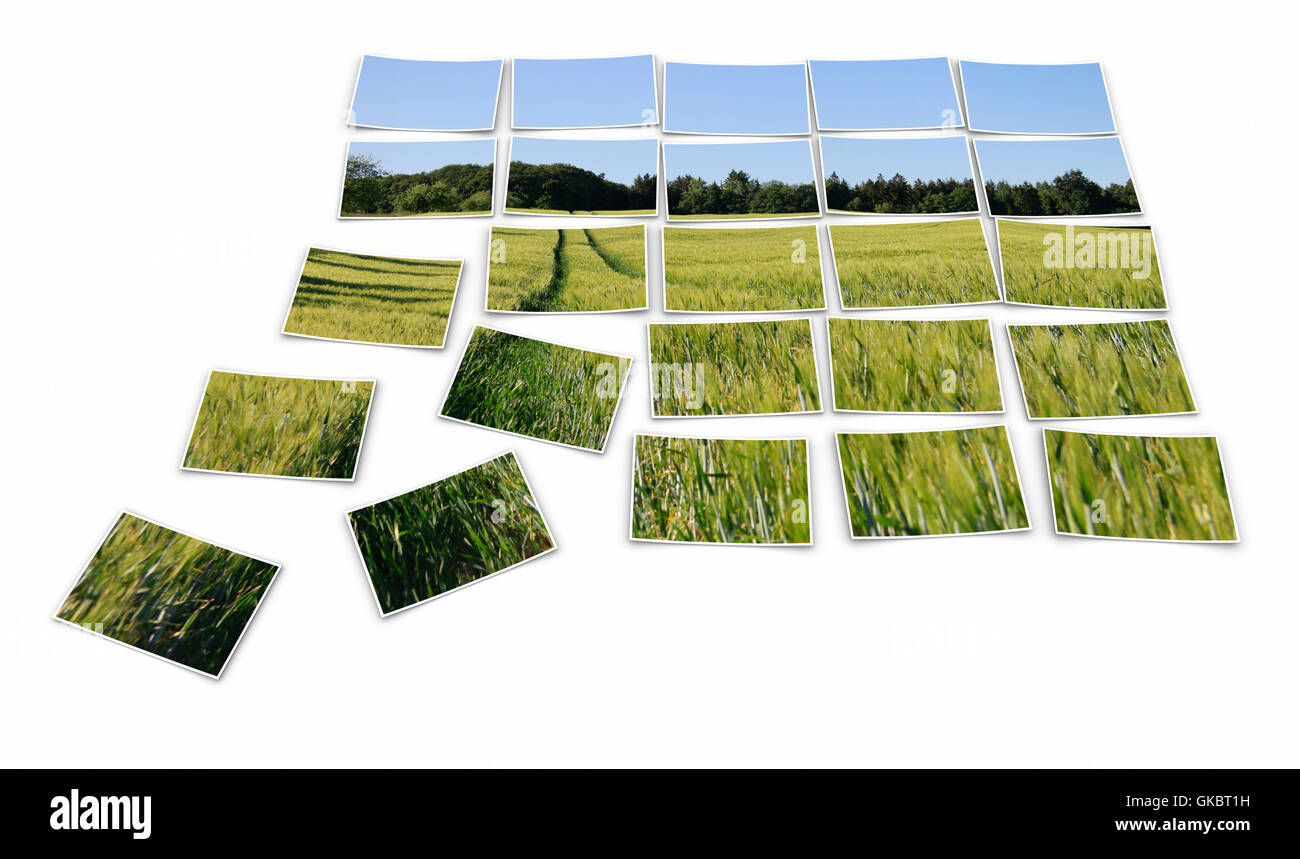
[664, 141, 816, 185]
[347, 139, 495, 175]
[513, 55, 656, 128]
[665, 63, 810, 134]
[809, 58, 961, 130]
[351, 56, 501, 130]
[960, 61, 1115, 134]
[510, 137, 657, 184]
[974, 137, 1132, 186]
[821, 136, 972, 184]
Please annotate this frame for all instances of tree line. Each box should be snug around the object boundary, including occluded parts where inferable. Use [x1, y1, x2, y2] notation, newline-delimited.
[506, 162, 656, 213]
[666, 170, 819, 217]
[342, 153, 493, 215]
[824, 172, 977, 214]
[984, 169, 1138, 216]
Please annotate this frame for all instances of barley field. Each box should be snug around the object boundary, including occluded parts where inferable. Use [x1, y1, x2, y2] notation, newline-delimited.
[648, 319, 821, 416]
[441, 326, 630, 451]
[1045, 430, 1237, 541]
[829, 219, 1000, 308]
[486, 225, 646, 312]
[631, 435, 811, 544]
[283, 248, 462, 347]
[56, 513, 278, 676]
[837, 427, 1030, 538]
[668, 211, 821, 221]
[828, 317, 1003, 412]
[505, 208, 657, 216]
[348, 452, 555, 614]
[183, 371, 374, 479]
[1008, 320, 1195, 418]
[662, 225, 825, 312]
[998, 220, 1166, 309]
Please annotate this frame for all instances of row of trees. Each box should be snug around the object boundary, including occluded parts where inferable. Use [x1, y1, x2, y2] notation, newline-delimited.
[506, 162, 656, 213]
[666, 170, 818, 217]
[984, 170, 1139, 216]
[824, 172, 977, 215]
[342, 153, 493, 215]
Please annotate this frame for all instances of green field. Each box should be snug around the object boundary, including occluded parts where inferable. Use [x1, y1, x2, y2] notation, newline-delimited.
[662, 225, 825, 312]
[504, 208, 656, 216]
[57, 513, 277, 676]
[284, 248, 462, 347]
[829, 220, 1000, 308]
[828, 317, 1002, 412]
[668, 212, 820, 221]
[442, 326, 629, 451]
[183, 371, 374, 479]
[349, 452, 555, 613]
[837, 427, 1030, 538]
[631, 435, 811, 544]
[999, 220, 1166, 309]
[1045, 430, 1236, 541]
[648, 319, 821, 416]
[341, 210, 486, 218]
[1008, 320, 1195, 418]
[487, 225, 646, 312]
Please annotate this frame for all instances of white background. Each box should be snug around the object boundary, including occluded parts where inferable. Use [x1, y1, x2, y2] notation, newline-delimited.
[2, 1, 1296, 768]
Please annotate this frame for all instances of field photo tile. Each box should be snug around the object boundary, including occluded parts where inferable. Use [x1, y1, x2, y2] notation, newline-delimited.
[836, 426, 1031, 539]
[282, 248, 464, 348]
[820, 135, 979, 216]
[348, 55, 503, 131]
[663, 62, 811, 135]
[647, 318, 822, 417]
[630, 435, 812, 546]
[54, 512, 280, 678]
[348, 451, 557, 615]
[439, 325, 632, 453]
[485, 224, 647, 313]
[512, 54, 657, 129]
[661, 224, 825, 313]
[664, 140, 820, 222]
[1007, 319, 1196, 419]
[505, 136, 658, 216]
[808, 57, 963, 131]
[974, 137, 1140, 217]
[996, 220, 1166, 310]
[829, 218, 1000, 309]
[827, 317, 1004, 414]
[182, 370, 375, 480]
[339, 139, 495, 218]
[1044, 429, 1238, 542]
[959, 60, 1115, 135]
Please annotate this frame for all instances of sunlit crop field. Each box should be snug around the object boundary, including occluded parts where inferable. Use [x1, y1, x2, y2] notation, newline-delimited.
[830, 219, 1000, 308]
[662, 225, 825, 312]
[487, 226, 645, 312]
[631, 435, 811, 544]
[998, 220, 1166, 309]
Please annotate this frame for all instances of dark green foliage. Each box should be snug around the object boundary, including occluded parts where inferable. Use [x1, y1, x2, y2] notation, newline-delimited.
[666, 169, 819, 217]
[985, 169, 1138, 216]
[342, 154, 494, 215]
[506, 161, 655, 213]
[823, 171, 977, 214]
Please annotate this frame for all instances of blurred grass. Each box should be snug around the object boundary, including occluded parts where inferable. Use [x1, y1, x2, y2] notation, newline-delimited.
[1046, 430, 1236, 541]
[57, 513, 277, 676]
[349, 452, 554, 613]
[837, 427, 1030, 537]
[663, 225, 824, 311]
[648, 319, 821, 416]
[632, 435, 810, 544]
[284, 248, 461, 347]
[442, 326, 628, 450]
[828, 317, 1002, 412]
[1008, 320, 1194, 418]
[830, 220, 1000, 308]
[999, 220, 1166, 309]
[183, 371, 374, 479]
[487, 226, 646, 312]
